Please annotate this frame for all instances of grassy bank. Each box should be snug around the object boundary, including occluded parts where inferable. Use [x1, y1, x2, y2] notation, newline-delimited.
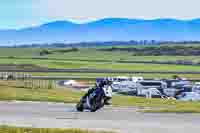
[112, 95, 200, 113]
[0, 126, 112, 133]
[1, 80, 200, 113]
[0, 81, 83, 103]
[31, 72, 200, 79]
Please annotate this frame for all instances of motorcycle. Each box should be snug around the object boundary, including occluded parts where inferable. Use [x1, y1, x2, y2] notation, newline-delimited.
[76, 85, 112, 112]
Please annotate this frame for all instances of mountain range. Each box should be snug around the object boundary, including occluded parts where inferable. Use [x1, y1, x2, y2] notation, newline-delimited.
[1, 18, 200, 45]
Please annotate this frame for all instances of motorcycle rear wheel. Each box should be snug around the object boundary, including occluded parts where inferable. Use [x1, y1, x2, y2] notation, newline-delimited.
[90, 97, 104, 112]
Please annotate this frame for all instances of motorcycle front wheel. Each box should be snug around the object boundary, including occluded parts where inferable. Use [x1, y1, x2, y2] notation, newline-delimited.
[76, 101, 84, 112]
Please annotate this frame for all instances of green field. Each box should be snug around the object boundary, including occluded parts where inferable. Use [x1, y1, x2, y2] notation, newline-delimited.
[0, 48, 200, 79]
[2, 58, 200, 72]
[1, 48, 200, 62]
[0, 48, 200, 73]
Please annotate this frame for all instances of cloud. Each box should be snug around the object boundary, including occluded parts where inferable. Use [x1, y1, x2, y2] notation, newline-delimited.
[35, 0, 200, 22]
[0, 0, 200, 29]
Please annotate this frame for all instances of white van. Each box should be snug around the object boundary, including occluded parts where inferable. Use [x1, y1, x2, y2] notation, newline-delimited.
[111, 76, 143, 94]
[136, 80, 167, 97]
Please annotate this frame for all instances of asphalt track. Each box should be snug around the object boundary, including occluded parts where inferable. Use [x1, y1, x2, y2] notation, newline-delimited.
[0, 101, 200, 133]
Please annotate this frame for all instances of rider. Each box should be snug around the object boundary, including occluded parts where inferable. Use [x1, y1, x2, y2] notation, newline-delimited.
[97, 79, 112, 105]
[82, 78, 112, 105]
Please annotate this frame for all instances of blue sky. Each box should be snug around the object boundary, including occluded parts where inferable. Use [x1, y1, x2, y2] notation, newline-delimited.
[0, 0, 200, 29]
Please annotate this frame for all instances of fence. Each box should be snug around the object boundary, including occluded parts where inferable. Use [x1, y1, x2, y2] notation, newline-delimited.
[0, 72, 56, 90]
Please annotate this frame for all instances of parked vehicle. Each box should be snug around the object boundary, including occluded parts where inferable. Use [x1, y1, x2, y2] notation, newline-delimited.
[109, 76, 143, 94]
[164, 79, 191, 88]
[136, 80, 167, 97]
[76, 82, 112, 112]
[131, 77, 143, 82]
[163, 79, 191, 97]
[192, 82, 200, 94]
[111, 81, 136, 92]
[176, 92, 200, 101]
[145, 87, 168, 98]
[174, 85, 192, 98]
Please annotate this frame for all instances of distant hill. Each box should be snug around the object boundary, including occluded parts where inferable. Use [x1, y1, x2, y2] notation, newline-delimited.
[0, 18, 200, 45]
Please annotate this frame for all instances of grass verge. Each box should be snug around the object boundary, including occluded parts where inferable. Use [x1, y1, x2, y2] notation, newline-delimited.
[0, 126, 113, 133]
[1, 81, 200, 113]
[112, 95, 200, 113]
